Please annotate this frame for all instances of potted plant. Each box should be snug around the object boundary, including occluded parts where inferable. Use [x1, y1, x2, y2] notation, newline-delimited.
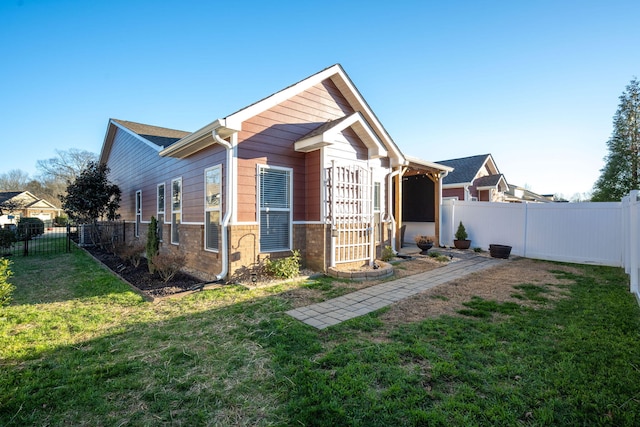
[414, 235, 434, 253]
[453, 221, 471, 249]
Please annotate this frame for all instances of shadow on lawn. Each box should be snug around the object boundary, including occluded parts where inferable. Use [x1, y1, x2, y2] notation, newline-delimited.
[5, 250, 145, 305]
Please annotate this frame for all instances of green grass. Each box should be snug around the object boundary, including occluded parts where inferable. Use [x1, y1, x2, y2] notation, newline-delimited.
[1, 251, 640, 426]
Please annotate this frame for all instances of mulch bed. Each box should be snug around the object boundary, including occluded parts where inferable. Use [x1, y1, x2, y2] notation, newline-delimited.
[82, 245, 206, 298]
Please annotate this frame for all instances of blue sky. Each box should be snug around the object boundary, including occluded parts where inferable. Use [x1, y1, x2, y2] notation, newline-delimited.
[1, 0, 639, 198]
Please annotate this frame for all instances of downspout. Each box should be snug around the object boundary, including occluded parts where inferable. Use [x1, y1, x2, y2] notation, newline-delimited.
[212, 129, 233, 281]
[385, 167, 404, 253]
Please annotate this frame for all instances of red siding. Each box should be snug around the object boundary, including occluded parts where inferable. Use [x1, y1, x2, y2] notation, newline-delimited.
[106, 129, 226, 223]
[443, 187, 465, 200]
[235, 79, 354, 223]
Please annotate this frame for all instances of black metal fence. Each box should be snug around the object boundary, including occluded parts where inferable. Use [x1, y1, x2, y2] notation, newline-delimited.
[77, 221, 126, 251]
[0, 224, 77, 257]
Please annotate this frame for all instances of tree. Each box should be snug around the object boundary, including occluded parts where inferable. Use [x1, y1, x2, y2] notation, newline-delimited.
[146, 216, 159, 273]
[37, 148, 97, 185]
[592, 78, 640, 201]
[60, 161, 121, 227]
[0, 169, 30, 191]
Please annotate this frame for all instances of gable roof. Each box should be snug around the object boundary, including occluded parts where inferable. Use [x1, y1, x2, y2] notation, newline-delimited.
[112, 119, 190, 148]
[0, 191, 59, 210]
[0, 191, 23, 204]
[505, 184, 553, 203]
[474, 174, 508, 190]
[159, 64, 406, 166]
[100, 119, 191, 164]
[294, 112, 388, 158]
[436, 154, 498, 185]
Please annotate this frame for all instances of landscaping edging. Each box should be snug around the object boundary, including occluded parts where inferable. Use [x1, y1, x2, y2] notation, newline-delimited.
[327, 261, 394, 281]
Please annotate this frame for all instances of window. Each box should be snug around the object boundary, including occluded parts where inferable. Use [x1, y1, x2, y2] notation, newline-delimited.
[135, 190, 142, 237]
[171, 178, 181, 245]
[204, 165, 221, 251]
[258, 165, 291, 252]
[157, 183, 165, 241]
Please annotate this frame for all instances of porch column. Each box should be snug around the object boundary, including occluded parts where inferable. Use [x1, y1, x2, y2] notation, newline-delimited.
[426, 171, 441, 245]
[394, 170, 403, 250]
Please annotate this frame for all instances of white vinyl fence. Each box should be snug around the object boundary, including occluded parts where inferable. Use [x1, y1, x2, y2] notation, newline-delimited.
[440, 190, 640, 301]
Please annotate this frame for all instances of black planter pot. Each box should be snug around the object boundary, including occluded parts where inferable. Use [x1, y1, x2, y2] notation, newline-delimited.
[489, 244, 512, 259]
[416, 242, 433, 253]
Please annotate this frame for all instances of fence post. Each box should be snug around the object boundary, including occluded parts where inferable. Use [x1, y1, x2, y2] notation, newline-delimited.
[629, 190, 639, 297]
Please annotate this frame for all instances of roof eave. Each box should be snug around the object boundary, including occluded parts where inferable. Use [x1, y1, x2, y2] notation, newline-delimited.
[159, 119, 237, 158]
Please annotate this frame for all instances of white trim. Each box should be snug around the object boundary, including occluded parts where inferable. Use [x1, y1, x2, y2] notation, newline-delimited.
[181, 221, 204, 226]
[292, 221, 325, 225]
[294, 112, 388, 158]
[158, 65, 405, 166]
[156, 182, 165, 241]
[110, 120, 163, 153]
[443, 182, 473, 189]
[204, 164, 222, 253]
[135, 189, 142, 238]
[170, 177, 182, 245]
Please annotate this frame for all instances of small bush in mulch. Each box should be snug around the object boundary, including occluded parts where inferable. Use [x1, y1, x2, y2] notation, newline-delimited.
[82, 245, 204, 298]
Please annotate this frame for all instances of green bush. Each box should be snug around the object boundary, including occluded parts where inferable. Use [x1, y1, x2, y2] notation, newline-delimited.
[264, 250, 301, 279]
[0, 229, 17, 252]
[54, 216, 68, 226]
[454, 221, 468, 240]
[146, 216, 159, 273]
[17, 217, 45, 239]
[0, 258, 14, 307]
[381, 245, 395, 262]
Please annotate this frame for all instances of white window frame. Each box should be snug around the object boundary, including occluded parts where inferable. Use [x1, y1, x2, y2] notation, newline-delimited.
[157, 183, 165, 242]
[373, 181, 381, 244]
[135, 190, 142, 238]
[204, 165, 222, 252]
[257, 164, 292, 252]
[171, 177, 182, 245]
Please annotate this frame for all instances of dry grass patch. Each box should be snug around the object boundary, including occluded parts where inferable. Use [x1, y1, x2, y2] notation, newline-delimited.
[381, 258, 580, 324]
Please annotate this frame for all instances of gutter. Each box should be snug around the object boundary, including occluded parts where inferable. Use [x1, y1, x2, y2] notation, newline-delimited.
[212, 128, 233, 282]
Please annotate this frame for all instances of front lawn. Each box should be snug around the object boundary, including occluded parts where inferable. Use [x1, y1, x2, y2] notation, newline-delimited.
[1, 250, 639, 426]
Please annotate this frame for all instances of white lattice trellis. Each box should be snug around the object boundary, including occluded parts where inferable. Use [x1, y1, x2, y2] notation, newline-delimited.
[326, 161, 375, 267]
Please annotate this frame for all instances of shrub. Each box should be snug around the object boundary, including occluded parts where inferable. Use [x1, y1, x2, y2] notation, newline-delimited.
[0, 258, 14, 307]
[17, 217, 45, 239]
[0, 229, 17, 252]
[116, 242, 145, 268]
[54, 216, 68, 226]
[455, 221, 468, 240]
[381, 245, 395, 262]
[146, 216, 159, 273]
[152, 251, 186, 282]
[428, 251, 451, 262]
[264, 250, 301, 279]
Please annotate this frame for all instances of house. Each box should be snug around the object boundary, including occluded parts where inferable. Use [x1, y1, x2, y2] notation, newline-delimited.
[0, 191, 62, 227]
[436, 154, 509, 202]
[504, 184, 553, 203]
[99, 64, 451, 282]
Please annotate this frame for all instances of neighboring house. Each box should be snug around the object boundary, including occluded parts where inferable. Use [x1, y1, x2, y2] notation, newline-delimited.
[99, 64, 451, 282]
[436, 154, 509, 202]
[504, 184, 553, 203]
[0, 191, 62, 227]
